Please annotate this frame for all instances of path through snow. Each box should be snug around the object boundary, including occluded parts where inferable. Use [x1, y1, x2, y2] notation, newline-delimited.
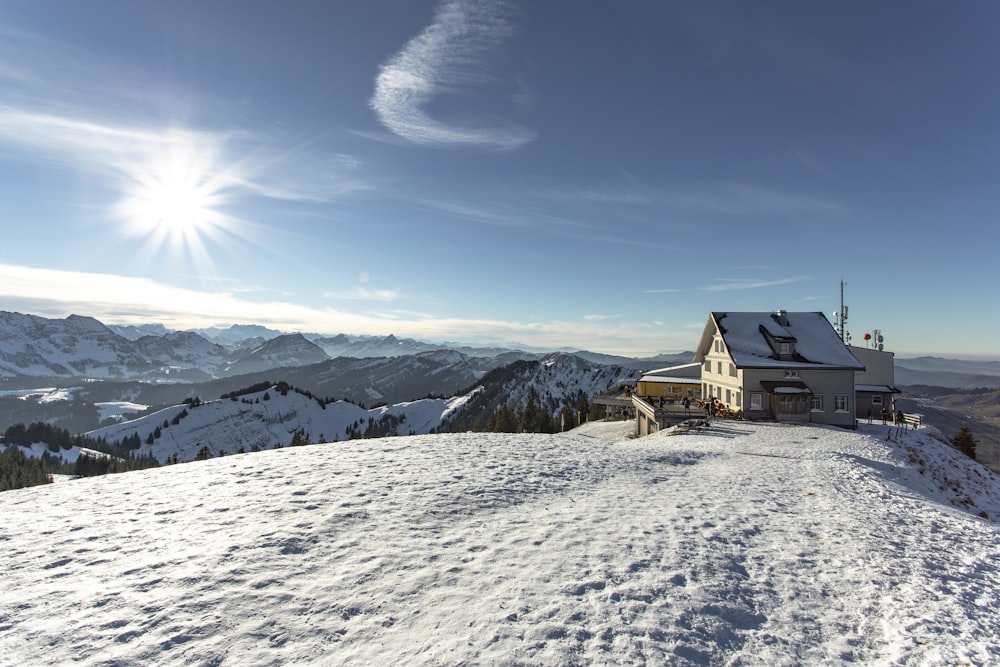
[1, 421, 998, 665]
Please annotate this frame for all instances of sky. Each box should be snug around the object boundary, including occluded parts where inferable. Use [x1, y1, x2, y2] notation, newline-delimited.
[0, 1, 998, 358]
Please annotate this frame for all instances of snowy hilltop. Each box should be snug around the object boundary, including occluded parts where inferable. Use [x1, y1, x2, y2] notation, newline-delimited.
[2, 420, 998, 665]
[64, 353, 630, 464]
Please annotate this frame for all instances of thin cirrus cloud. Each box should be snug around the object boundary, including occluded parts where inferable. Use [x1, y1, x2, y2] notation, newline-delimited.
[702, 277, 806, 292]
[0, 25, 369, 208]
[0, 262, 679, 355]
[369, 0, 536, 151]
[0, 106, 367, 206]
[323, 287, 403, 302]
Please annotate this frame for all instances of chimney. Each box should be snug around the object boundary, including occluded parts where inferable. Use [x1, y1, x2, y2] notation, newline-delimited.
[773, 310, 789, 326]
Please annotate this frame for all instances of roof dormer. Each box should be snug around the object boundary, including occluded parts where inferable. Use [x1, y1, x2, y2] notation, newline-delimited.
[759, 322, 797, 360]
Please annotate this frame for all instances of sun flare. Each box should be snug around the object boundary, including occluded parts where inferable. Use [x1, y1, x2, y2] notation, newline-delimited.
[135, 175, 214, 235]
[115, 139, 238, 269]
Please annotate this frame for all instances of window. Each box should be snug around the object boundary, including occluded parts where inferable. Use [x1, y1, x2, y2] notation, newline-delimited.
[729, 363, 737, 377]
[784, 369, 800, 379]
[736, 391, 741, 407]
[714, 339, 722, 353]
[717, 361, 722, 375]
[779, 342, 792, 354]
[810, 395, 824, 412]
[750, 392, 763, 410]
[872, 395, 883, 405]
[704, 360, 711, 373]
[725, 389, 732, 404]
[835, 394, 849, 412]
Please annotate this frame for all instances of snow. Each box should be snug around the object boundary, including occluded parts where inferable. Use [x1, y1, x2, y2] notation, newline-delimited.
[19, 442, 114, 464]
[2, 421, 998, 666]
[80, 389, 468, 462]
[95, 400, 149, 422]
[0, 387, 76, 403]
[710, 312, 865, 369]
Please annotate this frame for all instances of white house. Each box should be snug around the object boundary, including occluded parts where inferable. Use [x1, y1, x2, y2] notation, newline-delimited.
[693, 311, 865, 428]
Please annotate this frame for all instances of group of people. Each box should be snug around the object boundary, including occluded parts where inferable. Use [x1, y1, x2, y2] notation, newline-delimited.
[867, 405, 907, 428]
[703, 398, 722, 417]
[650, 394, 737, 420]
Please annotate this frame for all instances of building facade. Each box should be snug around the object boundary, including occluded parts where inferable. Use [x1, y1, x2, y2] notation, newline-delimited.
[694, 311, 865, 428]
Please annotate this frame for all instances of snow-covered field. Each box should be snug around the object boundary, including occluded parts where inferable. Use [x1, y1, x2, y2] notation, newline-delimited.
[1, 420, 998, 666]
[95, 400, 149, 423]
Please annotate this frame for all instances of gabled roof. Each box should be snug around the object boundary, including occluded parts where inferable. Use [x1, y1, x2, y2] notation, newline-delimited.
[856, 384, 900, 393]
[638, 362, 701, 384]
[696, 311, 865, 370]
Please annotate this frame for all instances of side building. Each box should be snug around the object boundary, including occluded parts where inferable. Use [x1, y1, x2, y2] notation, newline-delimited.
[849, 344, 899, 419]
[635, 363, 702, 401]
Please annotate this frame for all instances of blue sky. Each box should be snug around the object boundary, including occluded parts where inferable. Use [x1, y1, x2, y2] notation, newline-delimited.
[0, 1, 997, 357]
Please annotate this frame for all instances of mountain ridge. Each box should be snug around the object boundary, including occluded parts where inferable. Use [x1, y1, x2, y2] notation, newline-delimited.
[1, 311, 682, 382]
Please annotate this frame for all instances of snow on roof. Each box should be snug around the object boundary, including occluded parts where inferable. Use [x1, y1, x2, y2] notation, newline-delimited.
[639, 362, 701, 384]
[637, 375, 701, 385]
[856, 384, 900, 393]
[711, 311, 864, 370]
[760, 380, 812, 394]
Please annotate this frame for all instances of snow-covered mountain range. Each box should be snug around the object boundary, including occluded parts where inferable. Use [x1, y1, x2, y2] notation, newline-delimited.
[2, 420, 998, 665]
[0, 312, 487, 381]
[0, 311, 686, 383]
[0, 312, 248, 380]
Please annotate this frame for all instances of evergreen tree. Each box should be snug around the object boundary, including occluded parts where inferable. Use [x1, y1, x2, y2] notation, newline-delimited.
[951, 426, 978, 460]
[0, 446, 51, 491]
[289, 430, 311, 447]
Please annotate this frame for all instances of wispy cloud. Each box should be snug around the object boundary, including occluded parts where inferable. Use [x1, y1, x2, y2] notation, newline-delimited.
[322, 287, 403, 302]
[530, 180, 841, 219]
[369, 0, 536, 151]
[0, 106, 371, 206]
[664, 183, 843, 215]
[702, 276, 806, 292]
[0, 25, 369, 209]
[584, 313, 622, 321]
[0, 263, 687, 356]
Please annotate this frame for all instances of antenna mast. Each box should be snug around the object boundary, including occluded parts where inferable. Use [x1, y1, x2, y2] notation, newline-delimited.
[835, 280, 850, 344]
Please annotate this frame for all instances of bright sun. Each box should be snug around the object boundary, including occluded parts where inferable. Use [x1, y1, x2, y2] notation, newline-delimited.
[115, 140, 235, 267]
[139, 177, 213, 234]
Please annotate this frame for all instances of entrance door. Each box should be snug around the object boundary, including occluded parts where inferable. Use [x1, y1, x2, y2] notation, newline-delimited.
[773, 393, 810, 422]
